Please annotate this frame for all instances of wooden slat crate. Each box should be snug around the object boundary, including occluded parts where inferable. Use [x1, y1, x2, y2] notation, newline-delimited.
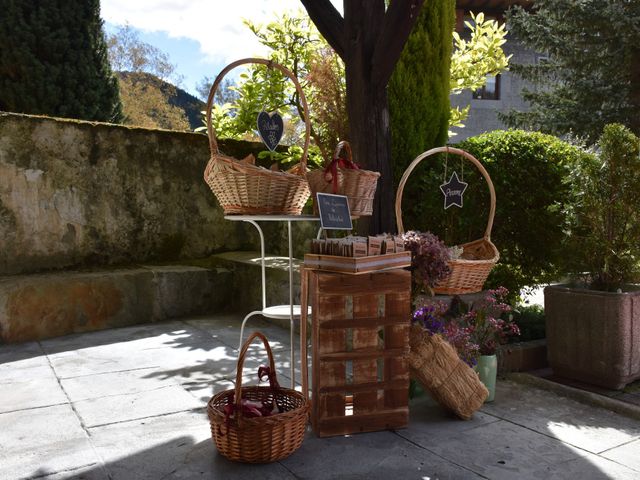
[302, 268, 411, 437]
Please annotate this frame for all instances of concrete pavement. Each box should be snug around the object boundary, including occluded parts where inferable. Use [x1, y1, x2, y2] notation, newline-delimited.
[1, 314, 639, 479]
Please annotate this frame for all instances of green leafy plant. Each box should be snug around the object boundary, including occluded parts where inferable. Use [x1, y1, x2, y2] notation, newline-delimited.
[450, 12, 510, 132]
[563, 124, 640, 291]
[510, 304, 545, 342]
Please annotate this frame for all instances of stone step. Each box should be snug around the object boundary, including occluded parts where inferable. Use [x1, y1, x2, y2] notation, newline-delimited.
[0, 251, 306, 343]
[0, 265, 233, 343]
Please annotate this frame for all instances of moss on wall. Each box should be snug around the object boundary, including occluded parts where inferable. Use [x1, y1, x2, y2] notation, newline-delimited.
[0, 112, 290, 275]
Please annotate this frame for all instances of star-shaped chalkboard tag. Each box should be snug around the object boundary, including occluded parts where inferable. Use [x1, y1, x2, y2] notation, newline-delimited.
[257, 111, 284, 151]
[440, 171, 468, 209]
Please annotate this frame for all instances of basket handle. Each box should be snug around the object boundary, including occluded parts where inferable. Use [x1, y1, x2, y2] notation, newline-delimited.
[205, 58, 310, 175]
[332, 140, 352, 164]
[234, 331, 278, 411]
[395, 146, 496, 240]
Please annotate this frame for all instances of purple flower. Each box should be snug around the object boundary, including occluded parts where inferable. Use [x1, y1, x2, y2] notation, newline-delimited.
[402, 231, 451, 294]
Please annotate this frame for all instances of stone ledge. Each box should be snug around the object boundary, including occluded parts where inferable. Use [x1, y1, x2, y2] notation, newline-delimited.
[0, 265, 232, 343]
[508, 372, 640, 421]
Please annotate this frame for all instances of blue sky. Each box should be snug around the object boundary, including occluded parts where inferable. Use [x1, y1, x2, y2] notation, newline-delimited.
[101, 0, 343, 99]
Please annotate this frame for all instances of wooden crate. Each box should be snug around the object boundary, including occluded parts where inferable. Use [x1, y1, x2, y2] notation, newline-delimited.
[303, 251, 411, 274]
[302, 268, 411, 437]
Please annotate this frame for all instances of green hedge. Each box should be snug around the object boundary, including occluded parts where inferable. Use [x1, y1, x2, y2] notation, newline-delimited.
[398, 129, 595, 298]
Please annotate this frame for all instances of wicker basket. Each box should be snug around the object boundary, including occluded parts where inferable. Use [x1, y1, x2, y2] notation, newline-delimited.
[207, 331, 309, 463]
[307, 141, 380, 216]
[204, 58, 311, 215]
[395, 146, 499, 295]
[408, 323, 488, 419]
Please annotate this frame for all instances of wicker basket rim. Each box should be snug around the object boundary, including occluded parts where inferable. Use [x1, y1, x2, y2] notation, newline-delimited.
[448, 238, 500, 264]
[307, 140, 381, 178]
[210, 152, 307, 180]
[395, 146, 496, 241]
[207, 386, 308, 427]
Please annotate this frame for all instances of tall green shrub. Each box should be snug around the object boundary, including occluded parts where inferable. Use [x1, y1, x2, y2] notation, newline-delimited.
[398, 130, 595, 298]
[388, 0, 455, 182]
[564, 124, 640, 290]
[0, 0, 123, 123]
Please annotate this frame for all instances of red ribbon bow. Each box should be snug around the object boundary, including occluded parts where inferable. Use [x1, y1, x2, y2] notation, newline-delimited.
[258, 365, 280, 390]
[324, 156, 360, 193]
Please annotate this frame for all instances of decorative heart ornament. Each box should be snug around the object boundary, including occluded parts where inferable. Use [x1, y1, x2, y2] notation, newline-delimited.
[257, 111, 284, 151]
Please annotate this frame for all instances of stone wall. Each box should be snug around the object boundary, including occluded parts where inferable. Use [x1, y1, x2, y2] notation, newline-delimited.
[0, 112, 312, 276]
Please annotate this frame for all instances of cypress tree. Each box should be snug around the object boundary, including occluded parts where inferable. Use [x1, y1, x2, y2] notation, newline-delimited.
[0, 0, 123, 123]
[388, 0, 455, 181]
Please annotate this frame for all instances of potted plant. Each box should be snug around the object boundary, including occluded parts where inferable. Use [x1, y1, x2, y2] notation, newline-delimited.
[545, 124, 640, 389]
[453, 287, 519, 401]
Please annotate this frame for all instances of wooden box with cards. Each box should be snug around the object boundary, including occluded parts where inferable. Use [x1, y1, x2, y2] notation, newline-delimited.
[304, 234, 411, 274]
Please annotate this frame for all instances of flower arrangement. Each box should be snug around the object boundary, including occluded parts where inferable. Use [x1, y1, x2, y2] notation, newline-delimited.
[411, 287, 520, 365]
[461, 287, 520, 355]
[402, 231, 451, 295]
[412, 302, 480, 367]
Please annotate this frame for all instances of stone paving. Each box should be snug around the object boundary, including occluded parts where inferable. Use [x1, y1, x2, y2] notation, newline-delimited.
[1, 315, 640, 480]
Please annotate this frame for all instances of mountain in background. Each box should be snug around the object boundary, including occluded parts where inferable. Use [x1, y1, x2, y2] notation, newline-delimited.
[116, 72, 204, 131]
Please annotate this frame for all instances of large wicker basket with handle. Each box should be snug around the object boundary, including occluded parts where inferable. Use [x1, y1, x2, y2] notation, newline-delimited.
[395, 146, 499, 295]
[204, 58, 311, 215]
[207, 331, 309, 463]
[307, 141, 380, 216]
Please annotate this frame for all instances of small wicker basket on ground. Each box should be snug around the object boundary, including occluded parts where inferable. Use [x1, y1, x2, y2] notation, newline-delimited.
[307, 141, 380, 216]
[408, 323, 488, 419]
[395, 146, 499, 295]
[207, 331, 309, 463]
[204, 58, 311, 215]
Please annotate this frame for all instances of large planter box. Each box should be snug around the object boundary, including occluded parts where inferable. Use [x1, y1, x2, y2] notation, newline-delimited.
[544, 284, 640, 389]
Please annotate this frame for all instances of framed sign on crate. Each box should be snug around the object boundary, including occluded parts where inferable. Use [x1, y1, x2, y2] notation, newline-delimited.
[316, 193, 353, 230]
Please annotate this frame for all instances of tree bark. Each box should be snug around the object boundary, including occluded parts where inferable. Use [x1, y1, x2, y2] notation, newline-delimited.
[302, 0, 424, 233]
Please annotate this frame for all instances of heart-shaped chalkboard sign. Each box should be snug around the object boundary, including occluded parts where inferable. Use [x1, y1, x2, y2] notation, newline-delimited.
[257, 111, 284, 151]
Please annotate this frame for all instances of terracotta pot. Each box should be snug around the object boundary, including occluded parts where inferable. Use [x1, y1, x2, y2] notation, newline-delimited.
[544, 284, 640, 389]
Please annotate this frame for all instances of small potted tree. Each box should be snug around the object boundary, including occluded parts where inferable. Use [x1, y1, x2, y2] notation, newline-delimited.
[545, 124, 640, 389]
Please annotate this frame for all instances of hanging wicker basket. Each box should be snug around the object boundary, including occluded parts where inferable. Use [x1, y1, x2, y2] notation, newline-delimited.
[395, 146, 499, 295]
[307, 141, 380, 216]
[203, 58, 311, 215]
[207, 331, 309, 463]
[408, 323, 488, 419]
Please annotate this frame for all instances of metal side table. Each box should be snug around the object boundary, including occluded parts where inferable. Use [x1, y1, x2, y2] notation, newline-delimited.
[224, 214, 318, 388]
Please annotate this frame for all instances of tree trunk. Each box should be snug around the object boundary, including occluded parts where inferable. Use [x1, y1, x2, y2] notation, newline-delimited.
[344, 0, 393, 234]
[301, 0, 425, 234]
[347, 80, 394, 234]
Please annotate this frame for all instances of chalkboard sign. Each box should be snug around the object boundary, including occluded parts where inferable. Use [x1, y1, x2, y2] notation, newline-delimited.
[316, 193, 353, 230]
[257, 111, 284, 151]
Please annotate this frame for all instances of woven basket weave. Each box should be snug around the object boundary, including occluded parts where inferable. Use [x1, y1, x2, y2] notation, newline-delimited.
[307, 141, 380, 216]
[207, 331, 309, 463]
[408, 323, 488, 420]
[396, 146, 499, 295]
[204, 58, 311, 215]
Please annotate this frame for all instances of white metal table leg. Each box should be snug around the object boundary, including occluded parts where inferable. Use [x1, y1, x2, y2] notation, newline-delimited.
[288, 220, 295, 388]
